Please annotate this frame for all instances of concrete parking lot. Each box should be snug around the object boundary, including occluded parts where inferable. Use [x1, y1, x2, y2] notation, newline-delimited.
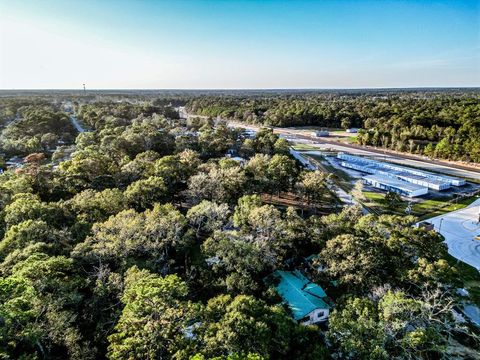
[427, 199, 480, 270]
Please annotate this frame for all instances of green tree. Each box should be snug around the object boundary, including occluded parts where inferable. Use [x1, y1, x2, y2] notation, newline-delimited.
[0, 253, 92, 359]
[197, 294, 327, 360]
[327, 297, 388, 359]
[124, 176, 167, 210]
[120, 150, 160, 183]
[232, 195, 263, 229]
[68, 188, 127, 223]
[244, 154, 272, 193]
[273, 138, 290, 155]
[107, 266, 196, 360]
[320, 233, 384, 288]
[56, 147, 119, 192]
[328, 290, 460, 360]
[188, 163, 246, 204]
[73, 204, 190, 274]
[3, 193, 62, 229]
[350, 180, 366, 202]
[202, 231, 268, 293]
[186, 200, 231, 236]
[0, 219, 69, 259]
[384, 191, 402, 210]
[299, 171, 328, 209]
[267, 154, 298, 195]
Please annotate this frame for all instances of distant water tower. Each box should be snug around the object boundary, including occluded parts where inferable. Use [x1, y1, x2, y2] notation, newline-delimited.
[83, 83, 86, 95]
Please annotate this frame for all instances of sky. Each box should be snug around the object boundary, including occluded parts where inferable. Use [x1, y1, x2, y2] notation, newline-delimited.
[0, 0, 479, 89]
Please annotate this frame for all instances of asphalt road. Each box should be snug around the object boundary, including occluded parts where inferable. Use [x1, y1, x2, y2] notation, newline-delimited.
[63, 102, 86, 133]
[69, 115, 85, 133]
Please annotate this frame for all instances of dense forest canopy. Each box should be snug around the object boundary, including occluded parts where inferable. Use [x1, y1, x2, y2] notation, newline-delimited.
[0, 91, 479, 359]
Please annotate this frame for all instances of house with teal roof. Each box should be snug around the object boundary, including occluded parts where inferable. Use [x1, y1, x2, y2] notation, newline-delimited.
[268, 270, 332, 325]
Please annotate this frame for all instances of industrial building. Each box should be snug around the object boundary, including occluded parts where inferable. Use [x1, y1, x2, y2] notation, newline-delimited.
[363, 174, 429, 197]
[339, 158, 449, 190]
[337, 153, 465, 192]
[290, 148, 316, 170]
[384, 163, 465, 187]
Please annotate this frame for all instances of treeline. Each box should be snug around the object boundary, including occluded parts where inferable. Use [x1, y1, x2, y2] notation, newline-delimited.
[356, 95, 480, 162]
[0, 104, 77, 156]
[77, 101, 179, 130]
[0, 98, 478, 359]
[186, 91, 480, 163]
[0, 97, 56, 128]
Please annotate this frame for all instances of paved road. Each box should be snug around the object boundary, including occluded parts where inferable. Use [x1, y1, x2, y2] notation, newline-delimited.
[69, 115, 85, 133]
[63, 101, 86, 133]
[228, 122, 480, 181]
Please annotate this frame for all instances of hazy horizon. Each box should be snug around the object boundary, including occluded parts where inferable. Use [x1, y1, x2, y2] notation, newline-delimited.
[1, 0, 479, 89]
[1, 86, 480, 91]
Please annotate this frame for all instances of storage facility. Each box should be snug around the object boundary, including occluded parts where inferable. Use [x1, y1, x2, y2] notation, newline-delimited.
[363, 174, 429, 197]
[337, 153, 465, 191]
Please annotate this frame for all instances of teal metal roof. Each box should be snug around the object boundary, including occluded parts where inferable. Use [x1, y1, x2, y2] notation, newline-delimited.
[271, 270, 331, 321]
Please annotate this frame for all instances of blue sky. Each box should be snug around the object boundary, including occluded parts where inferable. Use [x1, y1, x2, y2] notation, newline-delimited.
[0, 0, 478, 89]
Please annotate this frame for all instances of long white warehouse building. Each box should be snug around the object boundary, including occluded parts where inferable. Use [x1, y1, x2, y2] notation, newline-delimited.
[338, 153, 465, 190]
[363, 174, 429, 197]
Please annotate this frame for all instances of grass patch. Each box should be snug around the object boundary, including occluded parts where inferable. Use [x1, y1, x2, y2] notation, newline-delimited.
[362, 191, 407, 215]
[363, 192, 479, 219]
[416, 196, 478, 221]
[364, 191, 385, 202]
[446, 254, 480, 307]
[291, 144, 319, 151]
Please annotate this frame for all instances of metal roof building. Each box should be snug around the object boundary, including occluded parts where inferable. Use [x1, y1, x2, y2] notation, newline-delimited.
[363, 174, 429, 197]
[268, 270, 331, 325]
[338, 153, 464, 190]
[289, 148, 316, 170]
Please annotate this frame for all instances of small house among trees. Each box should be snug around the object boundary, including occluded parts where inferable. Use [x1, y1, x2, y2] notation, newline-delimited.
[267, 270, 332, 325]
